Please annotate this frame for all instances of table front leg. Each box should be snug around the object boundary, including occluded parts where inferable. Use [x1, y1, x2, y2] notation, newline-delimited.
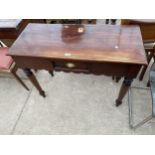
[23, 68, 46, 97]
[116, 77, 133, 106]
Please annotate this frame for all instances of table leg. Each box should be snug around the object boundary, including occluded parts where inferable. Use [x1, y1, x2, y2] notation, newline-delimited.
[116, 77, 133, 106]
[48, 70, 54, 77]
[105, 19, 109, 24]
[23, 68, 46, 97]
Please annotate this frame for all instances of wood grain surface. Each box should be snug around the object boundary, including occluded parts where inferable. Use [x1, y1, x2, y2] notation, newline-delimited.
[9, 24, 147, 65]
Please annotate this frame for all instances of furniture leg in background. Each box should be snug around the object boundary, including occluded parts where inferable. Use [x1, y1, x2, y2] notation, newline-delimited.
[11, 64, 29, 91]
[106, 19, 117, 25]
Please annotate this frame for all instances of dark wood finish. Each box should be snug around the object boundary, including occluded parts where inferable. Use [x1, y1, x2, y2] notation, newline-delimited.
[23, 68, 45, 97]
[115, 76, 121, 83]
[11, 64, 29, 91]
[9, 24, 147, 105]
[122, 19, 155, 82]
[46, 19, 96, 24]
[28, 19, 46, 23]
[48, 70, 54, 76]
[116, 65, 141, 106]
[9, 24, 147, 65]
[0, 20, 45, 90]
[0, 19, 45, 46]
[121, 19, 155, 42]
[0, 19, 45, 38]
[116, 77, 133, 106]
[0, 19, 27, 39]
[0, 19, 22, 28]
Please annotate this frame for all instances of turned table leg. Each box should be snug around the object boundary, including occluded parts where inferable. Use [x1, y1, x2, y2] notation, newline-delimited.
[116, 77, 133, 106]
[23, 68, 46, 97]
[48, 70, 54, 77]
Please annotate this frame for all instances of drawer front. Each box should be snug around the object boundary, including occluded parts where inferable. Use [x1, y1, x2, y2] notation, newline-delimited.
[52, 60, 90, 73]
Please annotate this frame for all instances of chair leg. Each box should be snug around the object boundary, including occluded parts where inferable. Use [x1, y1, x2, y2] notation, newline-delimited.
[128, 86, 153, 129]
[11, 65, 29, 91]
[139, 51, 153, 81]
[0, 41, 3, 47]
[147, 80, 150, 87]
[139, 65, 148, 81]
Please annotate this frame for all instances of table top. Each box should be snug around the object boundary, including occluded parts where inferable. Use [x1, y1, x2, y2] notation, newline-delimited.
[9, 24, 147, 65]
[0, 19, 22, 29]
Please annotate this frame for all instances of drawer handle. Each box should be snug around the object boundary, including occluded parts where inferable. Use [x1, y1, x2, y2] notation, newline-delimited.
[66, 62, 75, 68]
[78, 27, 84, 33]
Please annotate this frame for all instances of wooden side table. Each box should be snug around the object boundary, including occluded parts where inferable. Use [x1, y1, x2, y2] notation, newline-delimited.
[9, 24, 147, 106]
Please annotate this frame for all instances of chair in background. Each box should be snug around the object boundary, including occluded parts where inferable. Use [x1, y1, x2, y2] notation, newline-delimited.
[118, 20, 155, 129]
[0, 47, 29, 91]
[0, 19, 46, 47]
[105, 19, 117, 24]
[121, 20, 155, 83]
[128, 60, 155, 129]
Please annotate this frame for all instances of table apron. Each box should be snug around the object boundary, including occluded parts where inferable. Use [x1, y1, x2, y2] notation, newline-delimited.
[13, 56, 141, 78]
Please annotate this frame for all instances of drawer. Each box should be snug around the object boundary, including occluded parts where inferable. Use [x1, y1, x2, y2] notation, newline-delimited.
[52, 60, 90, 73]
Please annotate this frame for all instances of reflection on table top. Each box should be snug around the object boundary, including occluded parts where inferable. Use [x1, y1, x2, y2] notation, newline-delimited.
[9, 24, 147, 65]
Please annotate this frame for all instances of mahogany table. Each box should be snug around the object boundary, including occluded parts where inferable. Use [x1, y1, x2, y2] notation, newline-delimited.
[9, 24, 147, 106]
